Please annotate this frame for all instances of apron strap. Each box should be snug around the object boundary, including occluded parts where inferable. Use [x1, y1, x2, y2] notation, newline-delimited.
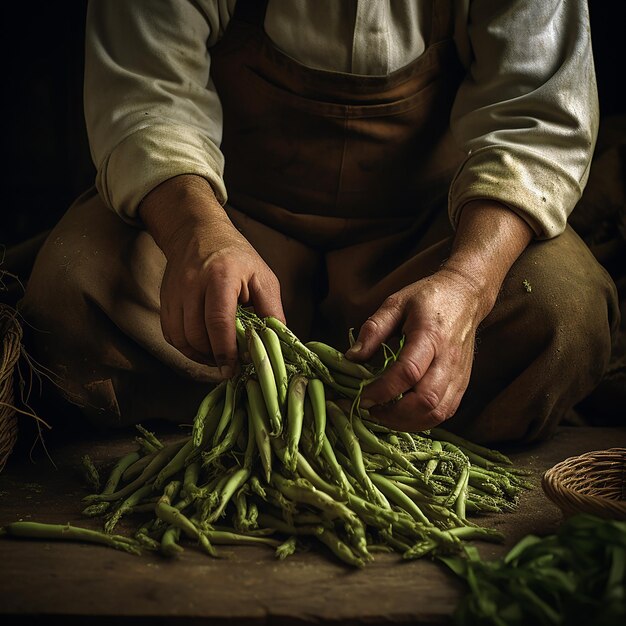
[233, 0, 269, 26]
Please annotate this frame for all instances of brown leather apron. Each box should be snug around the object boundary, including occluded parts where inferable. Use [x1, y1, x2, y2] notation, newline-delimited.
[211, 0, 465, 248]
[18, 1, 619, 442]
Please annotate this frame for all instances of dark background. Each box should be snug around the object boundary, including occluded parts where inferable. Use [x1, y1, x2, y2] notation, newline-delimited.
[1, 1, 625, 247]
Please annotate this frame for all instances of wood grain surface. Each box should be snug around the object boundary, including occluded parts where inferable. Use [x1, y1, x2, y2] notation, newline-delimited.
[1, 426, 624, 625]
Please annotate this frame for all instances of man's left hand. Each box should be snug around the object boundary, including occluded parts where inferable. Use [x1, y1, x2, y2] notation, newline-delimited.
[346, 268, 486, 431]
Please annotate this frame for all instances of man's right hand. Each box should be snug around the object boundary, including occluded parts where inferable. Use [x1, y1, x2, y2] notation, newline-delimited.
[138, 175, 285, 378]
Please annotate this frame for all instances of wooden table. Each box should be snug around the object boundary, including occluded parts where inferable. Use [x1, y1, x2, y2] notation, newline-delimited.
[1, 426, 624, 625]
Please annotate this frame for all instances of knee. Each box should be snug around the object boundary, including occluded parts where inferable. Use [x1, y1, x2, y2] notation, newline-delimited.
[456, 229, 620, 444]
[501, 227, 619, 373]
[20, 191, 149, 329]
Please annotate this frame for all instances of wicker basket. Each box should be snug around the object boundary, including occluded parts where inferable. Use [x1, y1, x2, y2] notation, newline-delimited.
[0, 303, 22, 472]
[542, 448, 626, 520]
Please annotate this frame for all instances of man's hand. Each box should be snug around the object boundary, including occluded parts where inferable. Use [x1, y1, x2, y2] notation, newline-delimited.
[139, 175, 285, 378]
[347, 270, 484, 430]
[347, 200, 534, 431]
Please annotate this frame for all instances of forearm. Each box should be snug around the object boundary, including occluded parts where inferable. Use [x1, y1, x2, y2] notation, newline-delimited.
[441, 200, 534, 321]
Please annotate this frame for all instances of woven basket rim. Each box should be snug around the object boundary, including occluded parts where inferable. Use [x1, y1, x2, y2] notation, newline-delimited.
[542, 447, 626, 519]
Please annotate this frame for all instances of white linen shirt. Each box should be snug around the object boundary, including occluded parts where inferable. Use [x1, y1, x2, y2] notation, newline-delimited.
[84, 0, 599, 239]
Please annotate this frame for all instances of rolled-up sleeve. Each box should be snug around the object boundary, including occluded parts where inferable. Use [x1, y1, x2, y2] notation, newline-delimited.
[449, 0, 598, 239]
[84, 0, 231, 223]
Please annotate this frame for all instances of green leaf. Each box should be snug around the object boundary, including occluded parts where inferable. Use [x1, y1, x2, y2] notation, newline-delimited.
[503, 534, 542, 564]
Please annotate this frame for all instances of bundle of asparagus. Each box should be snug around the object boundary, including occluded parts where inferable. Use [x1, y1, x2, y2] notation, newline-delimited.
[1, 309, 532, 566]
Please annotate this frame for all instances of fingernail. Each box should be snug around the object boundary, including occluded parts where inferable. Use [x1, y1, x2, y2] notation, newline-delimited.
[219, 365, 233, 380]
[347, 341, 363, 355]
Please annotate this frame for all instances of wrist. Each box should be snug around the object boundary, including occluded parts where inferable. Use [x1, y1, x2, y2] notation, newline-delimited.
[138, 174, 229, 256]
[436, 265, 497, 324]
[441, 199, 534, 319]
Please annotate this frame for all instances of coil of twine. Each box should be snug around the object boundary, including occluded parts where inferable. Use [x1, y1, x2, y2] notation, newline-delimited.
[0, 303, 23, 472]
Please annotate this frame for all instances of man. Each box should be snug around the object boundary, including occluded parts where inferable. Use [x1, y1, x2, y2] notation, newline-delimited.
[20, 0, 619, 442]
